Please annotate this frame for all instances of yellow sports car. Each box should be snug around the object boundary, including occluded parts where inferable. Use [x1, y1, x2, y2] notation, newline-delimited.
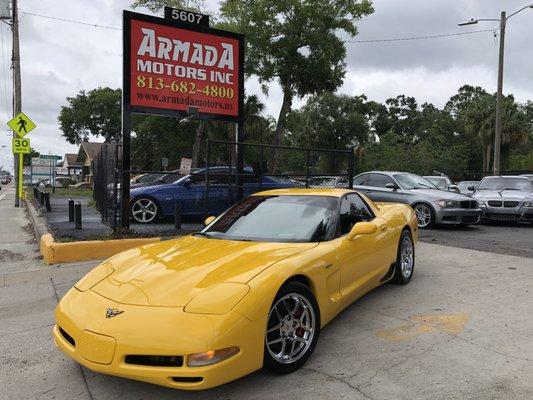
[54, 188, 417, 390]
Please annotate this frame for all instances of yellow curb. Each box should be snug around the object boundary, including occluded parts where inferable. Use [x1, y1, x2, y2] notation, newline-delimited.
[40, 233, 161, 265]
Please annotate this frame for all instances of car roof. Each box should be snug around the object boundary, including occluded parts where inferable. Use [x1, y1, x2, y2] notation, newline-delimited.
[481, 175, 529, 180]
[253, 188, 354, 197]
[424, 175, 446, 179]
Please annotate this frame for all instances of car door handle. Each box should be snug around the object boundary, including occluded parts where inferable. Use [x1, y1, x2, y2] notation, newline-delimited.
[380, 226, 389, 232]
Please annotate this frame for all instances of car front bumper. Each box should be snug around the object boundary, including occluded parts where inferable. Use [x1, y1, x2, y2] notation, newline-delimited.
[54, 287, 265, 390]
[479, 205, 533, 222]
[434, 207, 482, 225]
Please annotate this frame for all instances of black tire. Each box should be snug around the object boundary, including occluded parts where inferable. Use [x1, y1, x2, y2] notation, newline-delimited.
[392, 230, 415, 284]
[413, 203, 435, 229]
[130, 197, 159, 224]
[263, 281, 320, 374]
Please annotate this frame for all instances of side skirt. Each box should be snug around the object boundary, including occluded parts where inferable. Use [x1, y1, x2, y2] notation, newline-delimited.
[380, 262, 396, 283]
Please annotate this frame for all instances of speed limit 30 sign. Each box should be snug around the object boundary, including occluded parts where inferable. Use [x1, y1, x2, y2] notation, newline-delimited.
[12, 137, 31, 154]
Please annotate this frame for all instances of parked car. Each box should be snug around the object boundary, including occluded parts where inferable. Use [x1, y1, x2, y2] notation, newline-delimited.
[472, 176, 533, 223]
[353, 171, 481, 228]
[521, 174, 533, 182]
[129, 166, 299, 223]
[54, 188, 418, 390]
[423, 175, 459, 193]
[309, 176, 348, 188]
[457, 180, 480, 196]
[0, 176, 10, 185]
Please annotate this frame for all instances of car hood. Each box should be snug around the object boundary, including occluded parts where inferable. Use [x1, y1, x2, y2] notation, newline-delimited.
[472, 190, 533, 201]
[131, 183, 178, 195]
[405, 188, 471, 201]
[91, 235, 317, 307]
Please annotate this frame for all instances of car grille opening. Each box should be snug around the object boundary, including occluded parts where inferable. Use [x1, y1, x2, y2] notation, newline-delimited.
[460, 201, 477, 209]
[488, 201, 503, 207]
[124, 355, 184, 367]
[486, 213, 518, 221]
[461, 216, 478, 223]
[58, 327, 75, 347]
[523, 213, 533, 220]
[503, 201, 519, 208]
[171, 376, 204, 383]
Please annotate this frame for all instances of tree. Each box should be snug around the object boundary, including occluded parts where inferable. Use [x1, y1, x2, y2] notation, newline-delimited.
[220, 0, 374, 149]
[131, 0, 202, 13]
[58, 87, 122, 144]
[23, 147, 39, 167]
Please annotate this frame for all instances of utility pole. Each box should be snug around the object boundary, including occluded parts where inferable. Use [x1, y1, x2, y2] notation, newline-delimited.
[12, 0, 22, 207]
[493, 11, 505, 176]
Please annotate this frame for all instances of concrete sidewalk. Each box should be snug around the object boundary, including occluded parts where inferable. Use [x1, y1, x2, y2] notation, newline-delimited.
[1, 185, 532, 399]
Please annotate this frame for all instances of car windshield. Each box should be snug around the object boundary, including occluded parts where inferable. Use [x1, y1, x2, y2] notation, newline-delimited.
[394, 173, 437, 190]
[201, 195, 338, 242]
[425, 177, 447, 190]
[457, 181, 478, 191]
[134, 173, 164, 184]
[158, 172, 184, 184]
[478, 177, 533, 191]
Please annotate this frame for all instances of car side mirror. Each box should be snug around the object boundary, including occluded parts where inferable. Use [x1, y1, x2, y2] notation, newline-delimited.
[183, 177, 192, 187]
[468, 186, 476, 191]
[346, 221, 378, 240]
[385, 182, 398, 190]
[449, 184, 459, 192]
[204, 216, 216, 226]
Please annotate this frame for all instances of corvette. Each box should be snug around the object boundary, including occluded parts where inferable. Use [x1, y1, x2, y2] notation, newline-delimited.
[54, 188, 418, 390]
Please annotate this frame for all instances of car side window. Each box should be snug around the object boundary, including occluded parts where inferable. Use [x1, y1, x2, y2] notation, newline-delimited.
[353, 174, 370, 186]
[339, 194, 374, 235]
[369, 174, 395, 188]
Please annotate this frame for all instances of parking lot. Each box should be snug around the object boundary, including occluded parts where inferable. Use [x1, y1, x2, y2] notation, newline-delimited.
[1, 187, 532, 400]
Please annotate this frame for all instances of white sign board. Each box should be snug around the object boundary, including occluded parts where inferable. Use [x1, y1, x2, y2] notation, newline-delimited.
[0, 0, 10, 19]
[179, 157, 192, 175]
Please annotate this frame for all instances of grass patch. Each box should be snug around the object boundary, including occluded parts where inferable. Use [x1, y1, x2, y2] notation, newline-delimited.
[51, 188, 93, 197]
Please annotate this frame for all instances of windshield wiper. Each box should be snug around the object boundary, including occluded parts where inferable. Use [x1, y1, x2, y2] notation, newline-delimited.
[192, 232, 213, 238]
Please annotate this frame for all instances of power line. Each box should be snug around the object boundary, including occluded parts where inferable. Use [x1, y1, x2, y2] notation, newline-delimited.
[348, 29, 496, 43]
[20, 11, 121, 30]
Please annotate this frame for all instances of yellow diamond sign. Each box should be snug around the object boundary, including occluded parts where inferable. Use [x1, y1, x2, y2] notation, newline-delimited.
[7, 112, 36, 137]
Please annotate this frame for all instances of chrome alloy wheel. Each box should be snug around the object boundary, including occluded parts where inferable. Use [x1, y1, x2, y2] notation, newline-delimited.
[414, 204, 432, 228]
[400, 235, 414, 279]
[131, 198, 157, 223]
[266, 293, 316, 364]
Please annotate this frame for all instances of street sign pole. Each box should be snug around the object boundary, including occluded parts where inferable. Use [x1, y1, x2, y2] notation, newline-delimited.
[18, 152, 23, 200]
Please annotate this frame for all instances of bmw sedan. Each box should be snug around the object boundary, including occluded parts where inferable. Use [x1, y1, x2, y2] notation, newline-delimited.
[354, 171, 481, 228]
[472, 176, 533, 223]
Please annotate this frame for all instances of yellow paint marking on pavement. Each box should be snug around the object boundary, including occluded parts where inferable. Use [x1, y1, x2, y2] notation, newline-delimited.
[375, 313, 469, 342]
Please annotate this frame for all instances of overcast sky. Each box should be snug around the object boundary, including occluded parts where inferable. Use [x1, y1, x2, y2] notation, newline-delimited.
[1, 0, 532, 173]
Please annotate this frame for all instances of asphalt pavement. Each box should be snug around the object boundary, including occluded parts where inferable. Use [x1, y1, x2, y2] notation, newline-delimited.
[1, 186, 533, 399]
[419, 222, 533, 258]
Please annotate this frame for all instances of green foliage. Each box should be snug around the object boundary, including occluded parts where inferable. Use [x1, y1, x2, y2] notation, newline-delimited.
[58, 87, 121, 144]
[23, 147, 40, 167]
[131, 0, 203, 13]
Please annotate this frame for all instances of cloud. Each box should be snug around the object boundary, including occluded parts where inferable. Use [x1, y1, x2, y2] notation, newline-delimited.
[1, 0, 532, 173]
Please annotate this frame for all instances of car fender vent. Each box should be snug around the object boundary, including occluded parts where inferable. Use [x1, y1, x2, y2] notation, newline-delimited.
[58, 327, 76, 347]
[124, 355, 183, 367]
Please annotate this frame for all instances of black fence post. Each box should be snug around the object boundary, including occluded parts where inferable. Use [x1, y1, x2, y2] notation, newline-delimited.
[68, 198, 74, 222]
[74, 202, 82, 230]
[348, 147, 355, 189]
[44, 192, 51, 212]
[259, 146, 264, 191]
[203, 140, 210, 220]
[39, 190, 44, 206]
[305, 149, 311, 188]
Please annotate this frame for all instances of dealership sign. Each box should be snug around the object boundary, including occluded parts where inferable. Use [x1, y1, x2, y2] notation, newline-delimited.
[123, 11, 244, 122]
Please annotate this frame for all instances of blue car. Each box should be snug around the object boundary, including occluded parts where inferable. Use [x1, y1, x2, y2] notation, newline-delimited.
[129, 166, 299, 223]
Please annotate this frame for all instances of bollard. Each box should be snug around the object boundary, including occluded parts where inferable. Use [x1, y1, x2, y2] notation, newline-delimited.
[174, 202, 182, 232]
[33, 186, 37, 198]
[74, 202, 82, 230]
[68, 198, 74, 222]
[44, 192, 51, 212]
[39, 190, 44, 206]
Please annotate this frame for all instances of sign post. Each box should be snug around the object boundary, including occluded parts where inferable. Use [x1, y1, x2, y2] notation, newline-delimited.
[7, 112, 36, 202]
[121, 10, 244, 229]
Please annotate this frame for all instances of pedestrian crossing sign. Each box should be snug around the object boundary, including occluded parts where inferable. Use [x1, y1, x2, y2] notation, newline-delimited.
[7, 112, 36, 137]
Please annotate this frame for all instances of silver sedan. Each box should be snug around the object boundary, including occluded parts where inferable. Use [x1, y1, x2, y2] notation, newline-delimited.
[354, 171, 481, 228]
[472, 176, 533, 223]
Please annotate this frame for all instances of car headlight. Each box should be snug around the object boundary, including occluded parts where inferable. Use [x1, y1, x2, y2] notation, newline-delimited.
[477, 201, 486, 207]
[187, 347, 240, 367]
[524, 202, 533, 207]
[74, 262, 114, 291]
[184, 283, 250, 315]
[435, 199, 460, 208]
